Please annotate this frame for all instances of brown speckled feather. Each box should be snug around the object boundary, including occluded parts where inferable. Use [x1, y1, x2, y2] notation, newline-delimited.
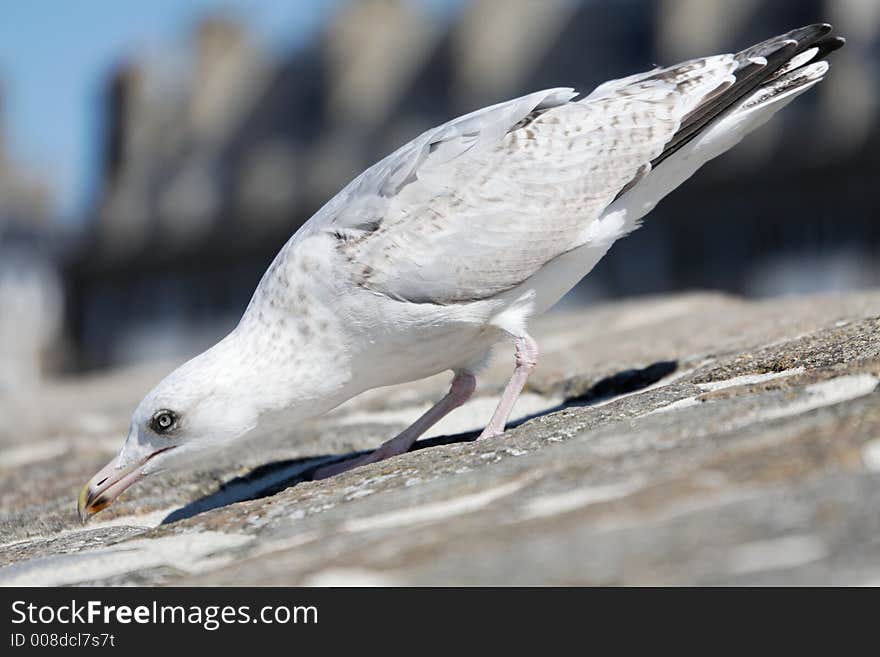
[302, 60, 735, 305]
[294, 24, 838, 306]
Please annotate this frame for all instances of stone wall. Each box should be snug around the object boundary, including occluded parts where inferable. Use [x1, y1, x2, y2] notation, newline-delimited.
[2, 291, 879, 585]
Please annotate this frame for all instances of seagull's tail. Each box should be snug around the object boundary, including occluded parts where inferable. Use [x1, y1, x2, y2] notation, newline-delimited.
[603, 23, 844, 234]
[652, 23, 845, 168]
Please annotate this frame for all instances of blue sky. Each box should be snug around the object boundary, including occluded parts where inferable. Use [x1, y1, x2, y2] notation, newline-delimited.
[0, 1, 345, 222]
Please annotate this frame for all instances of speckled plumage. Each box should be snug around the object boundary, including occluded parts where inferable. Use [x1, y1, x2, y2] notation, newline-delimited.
[79, 25, 844, 516]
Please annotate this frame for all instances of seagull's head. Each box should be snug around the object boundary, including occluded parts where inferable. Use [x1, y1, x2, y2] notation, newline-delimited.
[77, 342, 260, 522]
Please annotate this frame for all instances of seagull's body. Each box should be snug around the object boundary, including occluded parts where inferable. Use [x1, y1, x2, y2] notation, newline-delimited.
[81, 24, 844, 517]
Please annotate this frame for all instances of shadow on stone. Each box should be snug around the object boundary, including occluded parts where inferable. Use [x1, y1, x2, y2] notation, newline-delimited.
[163, 360, 678, 524]
[504, 359, 679, 426]
[561, 360, 678, 406]
[161, 455, 339, 524]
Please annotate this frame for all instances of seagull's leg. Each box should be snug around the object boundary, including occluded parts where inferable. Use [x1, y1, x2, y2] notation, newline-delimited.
[313, 370, 476, 479]
[479, 334, 538, 439]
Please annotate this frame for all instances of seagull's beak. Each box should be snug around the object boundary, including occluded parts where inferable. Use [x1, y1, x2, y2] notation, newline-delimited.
[77, 447, 174, 523]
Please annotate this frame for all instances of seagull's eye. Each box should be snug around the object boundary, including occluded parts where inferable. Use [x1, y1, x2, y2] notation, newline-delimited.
[150, 410, 178, 435]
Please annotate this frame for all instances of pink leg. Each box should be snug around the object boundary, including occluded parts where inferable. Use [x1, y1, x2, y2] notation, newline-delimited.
[313, 370, 476, 479]
[478, 334, 538, 439]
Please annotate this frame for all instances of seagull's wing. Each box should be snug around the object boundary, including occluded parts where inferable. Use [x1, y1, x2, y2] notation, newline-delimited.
[305, 62, 734, 305]
[305, 24, 839, 305]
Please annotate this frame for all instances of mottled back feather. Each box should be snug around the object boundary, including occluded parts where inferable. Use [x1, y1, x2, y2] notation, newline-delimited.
[291, 24, 841, 306]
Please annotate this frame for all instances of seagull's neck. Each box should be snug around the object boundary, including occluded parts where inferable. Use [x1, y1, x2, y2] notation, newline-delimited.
[223, 303, 356, 420]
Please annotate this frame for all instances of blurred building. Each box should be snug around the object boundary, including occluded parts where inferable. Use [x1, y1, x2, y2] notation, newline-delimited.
[62, 0, 880, 372]
[0, 89, 62, 389]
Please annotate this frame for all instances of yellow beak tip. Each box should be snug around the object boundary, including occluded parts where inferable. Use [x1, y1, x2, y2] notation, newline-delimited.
[77, 483, 92, 523]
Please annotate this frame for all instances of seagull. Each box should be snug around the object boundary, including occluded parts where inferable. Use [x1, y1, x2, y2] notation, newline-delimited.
[79, 24, 844, 520]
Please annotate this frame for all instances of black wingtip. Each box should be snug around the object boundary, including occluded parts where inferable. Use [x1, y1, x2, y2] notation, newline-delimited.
[738, 23, 838, 64]
[814, 35, 846, 60]
[786, 23, 833, 42]
[651, 23, 844, 171]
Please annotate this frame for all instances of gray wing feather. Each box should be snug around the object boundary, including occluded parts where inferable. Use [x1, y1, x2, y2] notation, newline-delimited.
[307, 58, 736, 305]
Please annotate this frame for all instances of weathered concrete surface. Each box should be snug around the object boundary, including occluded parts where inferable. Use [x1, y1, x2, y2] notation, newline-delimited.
[2, 291, 880, 586]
